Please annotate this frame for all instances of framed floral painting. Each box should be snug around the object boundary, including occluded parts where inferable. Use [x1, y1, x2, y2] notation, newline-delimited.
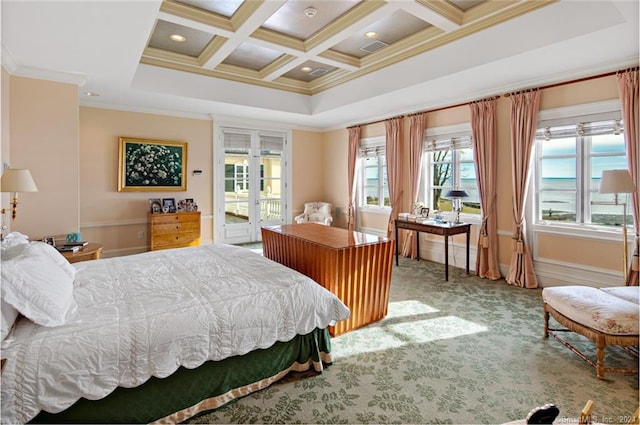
[118, 137, 187, 192]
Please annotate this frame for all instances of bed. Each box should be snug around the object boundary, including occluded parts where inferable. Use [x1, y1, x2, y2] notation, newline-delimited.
[542, 285, 639, 379]
[0, 234, 350, 423]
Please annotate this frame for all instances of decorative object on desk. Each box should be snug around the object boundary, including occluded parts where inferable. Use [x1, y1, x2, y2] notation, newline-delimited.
[162, 198, 176, 213]
[149, 198, 161, 214]
[57, 245, 80, 253]
[420, 207, 429, 218]
[63, 241, 88, 247]
[444, 189, 469, 224]
[397, 212, 409, 221]
[0, 168, 38, 220]
[118, 137, 187, 192]
[42, 236, 56, 247]
[65, 232, 82, 243]
[596, 169, 635, 281]
[411, 201, 424, 216]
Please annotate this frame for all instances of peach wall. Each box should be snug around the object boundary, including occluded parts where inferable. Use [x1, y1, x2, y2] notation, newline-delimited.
[79, 107, 212, 254]
[9, 76, 79, 240]
[322, 128, 348, 227]
[291, 129, 324, 217]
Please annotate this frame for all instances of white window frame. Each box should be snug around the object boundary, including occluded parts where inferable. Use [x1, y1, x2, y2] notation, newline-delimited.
[422, 123, 481, 224]
[528, 99, 626, 242]
[358, 136, 390, 213]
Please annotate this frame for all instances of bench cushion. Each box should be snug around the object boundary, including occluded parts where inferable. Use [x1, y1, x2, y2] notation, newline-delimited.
[600, 286, 640, 305]
[542, 286, 639, 336]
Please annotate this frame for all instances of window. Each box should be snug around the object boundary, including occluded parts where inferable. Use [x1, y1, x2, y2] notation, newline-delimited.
[359, 137, 389, 209]
[534, 114, 629, 227]
[423, 126, 480, 216]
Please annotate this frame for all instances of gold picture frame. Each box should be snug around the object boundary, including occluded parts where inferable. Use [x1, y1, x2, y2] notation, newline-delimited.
[118, 137, 187, 192]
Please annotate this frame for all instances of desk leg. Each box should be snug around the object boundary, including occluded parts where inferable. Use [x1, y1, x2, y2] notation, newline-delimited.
[444, 235, 449, 281]
[466, 229, 470, 275]
[395, 221, 399, 266]
[416, 231, 420, 262]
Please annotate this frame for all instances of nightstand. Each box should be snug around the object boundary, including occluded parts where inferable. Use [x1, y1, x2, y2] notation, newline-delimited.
[60, 243, 103, 263]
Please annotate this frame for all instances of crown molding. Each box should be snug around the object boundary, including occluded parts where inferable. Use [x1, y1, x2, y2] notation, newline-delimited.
[4, 54, 88, 86]
[1, 44, 18, 74]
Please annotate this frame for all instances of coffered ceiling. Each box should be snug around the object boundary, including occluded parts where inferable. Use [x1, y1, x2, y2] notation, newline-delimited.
[2, 0, 638, 129]
[143, 0, 532, 95]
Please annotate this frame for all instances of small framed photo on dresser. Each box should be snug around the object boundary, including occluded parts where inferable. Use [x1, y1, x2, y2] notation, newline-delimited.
[149, 198, 162, 214]
[162, 198, 176, 213]
[42, 236, 56, 246]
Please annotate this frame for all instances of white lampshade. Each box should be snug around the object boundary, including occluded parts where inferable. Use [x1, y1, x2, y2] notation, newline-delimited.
[599, 169, 635, 194]
[1, 168, 38, 193]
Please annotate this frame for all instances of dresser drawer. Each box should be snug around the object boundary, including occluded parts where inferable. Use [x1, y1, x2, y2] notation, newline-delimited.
[152, 222, 200, 235]
[151, 213, 200, 225]
[149, 211, 201, 251]
[152, 233, 201, 248]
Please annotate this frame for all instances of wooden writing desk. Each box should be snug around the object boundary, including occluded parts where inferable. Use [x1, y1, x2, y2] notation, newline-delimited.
[261, 223, 394, 336]
[395, 219, 470, 281]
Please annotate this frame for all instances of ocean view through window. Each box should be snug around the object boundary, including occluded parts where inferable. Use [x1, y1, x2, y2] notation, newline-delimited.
[534, 118, 630, 228]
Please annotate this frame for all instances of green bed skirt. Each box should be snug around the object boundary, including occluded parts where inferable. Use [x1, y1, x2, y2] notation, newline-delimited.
[31, 328, 332, 424]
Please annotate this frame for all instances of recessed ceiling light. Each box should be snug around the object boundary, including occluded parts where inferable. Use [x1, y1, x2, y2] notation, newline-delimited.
[365, 31, 378, 39]
[83, 91, 100, 97]
[301, 66, 312, 73]
[170, 34, 186, 42]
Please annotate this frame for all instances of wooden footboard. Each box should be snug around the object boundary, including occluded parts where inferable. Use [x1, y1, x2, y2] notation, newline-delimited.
[543, 303, 639, 380]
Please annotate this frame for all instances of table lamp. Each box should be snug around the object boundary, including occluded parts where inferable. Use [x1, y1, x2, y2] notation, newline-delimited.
[1, 168, 38, 220]
[599, 169, 635, 281]
[444, 189, 469, 224]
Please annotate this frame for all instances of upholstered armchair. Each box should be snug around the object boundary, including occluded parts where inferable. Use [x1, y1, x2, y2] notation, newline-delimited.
[294, 202, 333, 226]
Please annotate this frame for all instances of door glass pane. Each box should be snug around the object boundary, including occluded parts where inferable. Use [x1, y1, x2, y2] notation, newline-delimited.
[224, 148, 250, 224]
[259, 147, 282, 221]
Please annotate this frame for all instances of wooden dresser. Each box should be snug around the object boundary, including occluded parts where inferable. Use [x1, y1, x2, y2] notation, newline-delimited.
[149, 212, 201, 251]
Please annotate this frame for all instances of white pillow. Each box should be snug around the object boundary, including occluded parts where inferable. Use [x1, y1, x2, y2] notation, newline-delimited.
[1, 232, 30, 260]
[1, 298, 19, 341]
[1, 241, 78, 327]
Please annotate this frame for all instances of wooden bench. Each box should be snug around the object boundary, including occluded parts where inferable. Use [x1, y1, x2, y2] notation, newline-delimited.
[542, 286, 639, 379]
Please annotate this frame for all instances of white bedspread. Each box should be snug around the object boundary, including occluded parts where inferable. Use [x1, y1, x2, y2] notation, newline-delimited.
[1, 244, 350, 424]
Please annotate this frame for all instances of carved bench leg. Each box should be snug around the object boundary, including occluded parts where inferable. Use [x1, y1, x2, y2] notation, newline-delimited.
[596, 337, 606, 380]
[544, 309, 550, 338]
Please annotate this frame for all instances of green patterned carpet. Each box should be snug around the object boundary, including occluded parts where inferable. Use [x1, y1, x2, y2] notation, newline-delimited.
[190, 255, 639, 424]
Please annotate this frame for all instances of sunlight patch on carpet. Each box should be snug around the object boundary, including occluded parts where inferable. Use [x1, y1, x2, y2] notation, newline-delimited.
[334, 316, 487, 356]
[386, 300, 440, 318]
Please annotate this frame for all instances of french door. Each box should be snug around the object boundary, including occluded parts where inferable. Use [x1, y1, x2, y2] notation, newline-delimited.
[215, 126, 288, 244]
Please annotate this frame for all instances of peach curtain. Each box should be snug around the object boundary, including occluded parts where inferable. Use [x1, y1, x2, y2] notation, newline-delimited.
[385, 117, 404, 238]
[401, 114, 426, 258]
[470, 98, 501, 280]
[617, 69, 640, 286]
[347, 126, 361, 232]
[506, 91, 540, 288]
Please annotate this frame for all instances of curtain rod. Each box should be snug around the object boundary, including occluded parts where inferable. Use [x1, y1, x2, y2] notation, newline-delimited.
[347, 66, 637, 128]
[503, 66, 638, 97]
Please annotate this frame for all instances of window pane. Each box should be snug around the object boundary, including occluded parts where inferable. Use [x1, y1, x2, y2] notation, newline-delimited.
[540, 137, 575, 156]
[591, 155, 628, 191]
[591, 133, 625, 154]
[591, 194, 632, 226]
[540, 190, 576, 222]
[383, 187, 390, 207]
[540, 158, 576, 190]
[432, 163, 452, 187]
[365, 186, 379, 206]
